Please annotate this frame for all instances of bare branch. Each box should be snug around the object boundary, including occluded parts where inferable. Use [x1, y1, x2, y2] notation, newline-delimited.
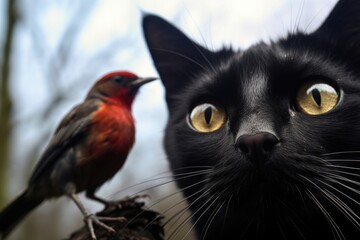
[0, 0, 17, 206]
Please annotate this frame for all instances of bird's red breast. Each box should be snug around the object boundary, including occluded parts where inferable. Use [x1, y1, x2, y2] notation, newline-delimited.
[71, 100, 136, 190]
[77, 101, 135, 168]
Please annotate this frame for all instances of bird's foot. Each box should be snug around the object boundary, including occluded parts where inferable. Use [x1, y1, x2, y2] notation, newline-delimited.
[102, 194, 150, 214]
[84, 213, 126, 240]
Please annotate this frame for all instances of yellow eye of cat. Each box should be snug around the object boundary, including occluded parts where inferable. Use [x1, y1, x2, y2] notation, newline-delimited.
[296, 80, 339, 115]
[189, 103, 226, 132]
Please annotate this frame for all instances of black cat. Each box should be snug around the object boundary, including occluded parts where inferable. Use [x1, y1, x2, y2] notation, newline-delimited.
[143, 0, 360, 239]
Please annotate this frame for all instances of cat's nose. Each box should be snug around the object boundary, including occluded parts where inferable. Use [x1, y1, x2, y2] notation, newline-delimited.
[236, 132, 279, 163]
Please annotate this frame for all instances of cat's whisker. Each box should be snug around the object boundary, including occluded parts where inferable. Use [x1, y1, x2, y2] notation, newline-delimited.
[107, 169, 212, 232]
[277, 197, 298, 219]
[180, 194, 225, 240]
[326, 171, 360, 186]
[164, 182, 222, 238]
[324, 174, 360, 195]
[123, 169, 211, 198]
[306, 189, 345, 240]
[163, 185, 211, 231]
[326, 159, 360, 162]
[318, 178, 360, 205]
[169, 190, 225, 240]
[85, 169, 212, 213]
[141, 180, 211, 233]
[181, 6, 217, 72]
[326, 165, 360, 171]
[200, 197, 227, 240]
[289, 1, 294, 34]
[277, 222, 287, 240]
[166, 188, 212, 240]
[301, 175, 360, 237]
[172, 169, 213, 178]
[189, 36, 216, 74]
[322, 151, 360, 157]
[151, 178, 209, 208]
[289, 218, 306, 240]
[103, 166, 212, 199]
[199, 194, 234, 240]
[149, 179, 210, 218]
[321, 187, 360, 229]
[123, 176, 210, 232]
[317, 168, 360, 180]
[221, 194, 233, 233]
[166, 209, 195, 240]
[308, 176, 360, 229]
[294, 0, 306, 33]
[294, 185, 306, 206]
[303, 4, 327, 33]
[149, 48, 212, 73]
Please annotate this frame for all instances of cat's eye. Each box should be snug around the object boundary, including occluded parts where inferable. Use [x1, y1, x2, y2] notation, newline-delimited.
[296, 80, 339, 115]
[189, 103, 226, 132]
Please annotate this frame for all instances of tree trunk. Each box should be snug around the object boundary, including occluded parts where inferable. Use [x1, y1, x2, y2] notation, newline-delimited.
[0, 0, 16, 207]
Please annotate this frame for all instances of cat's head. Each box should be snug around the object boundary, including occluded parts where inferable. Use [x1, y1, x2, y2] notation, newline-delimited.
[143, 1, 360, 239]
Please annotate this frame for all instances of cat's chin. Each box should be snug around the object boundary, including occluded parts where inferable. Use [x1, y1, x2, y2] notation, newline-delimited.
[205, 154, 324, 206]
[206, 175, 323, 227]
[208, 174, 298, 205]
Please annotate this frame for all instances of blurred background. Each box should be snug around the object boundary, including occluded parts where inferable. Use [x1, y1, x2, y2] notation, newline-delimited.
[0, 0, 337, 239]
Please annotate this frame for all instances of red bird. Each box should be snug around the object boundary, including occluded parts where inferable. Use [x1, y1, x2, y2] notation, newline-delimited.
[0, 71, 156, 239]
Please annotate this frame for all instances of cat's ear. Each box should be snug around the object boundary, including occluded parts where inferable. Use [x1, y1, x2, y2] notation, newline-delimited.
[313, 0, 360, 47]
[142, 14, 222, 99]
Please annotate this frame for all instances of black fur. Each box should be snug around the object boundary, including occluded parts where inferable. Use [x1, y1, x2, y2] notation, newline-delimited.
[143, 0, 360, 239]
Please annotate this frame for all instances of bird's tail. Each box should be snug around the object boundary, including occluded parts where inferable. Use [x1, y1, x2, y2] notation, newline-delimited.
[0, 190, 43, 239]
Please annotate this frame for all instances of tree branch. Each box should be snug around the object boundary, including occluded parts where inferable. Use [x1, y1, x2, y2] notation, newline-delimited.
[66, 197, 164, 240]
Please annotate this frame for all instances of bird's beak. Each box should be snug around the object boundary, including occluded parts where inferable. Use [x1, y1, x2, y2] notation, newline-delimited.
[129, 77, 157, 89]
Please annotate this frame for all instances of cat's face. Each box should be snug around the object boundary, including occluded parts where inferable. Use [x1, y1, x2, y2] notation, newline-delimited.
[143, 1, 360, 239]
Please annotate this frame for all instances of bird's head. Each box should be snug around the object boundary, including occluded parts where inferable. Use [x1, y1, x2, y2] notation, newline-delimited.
[87, 71, 157, 107]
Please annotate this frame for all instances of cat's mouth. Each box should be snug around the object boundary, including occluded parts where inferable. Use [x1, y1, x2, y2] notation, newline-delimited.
[208, 162, 283, 200]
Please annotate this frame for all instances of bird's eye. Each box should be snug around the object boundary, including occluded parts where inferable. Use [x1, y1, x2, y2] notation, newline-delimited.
[295, 80, 339, 115]
[189, 103, 226, 132]
[112, 76, 124, 84]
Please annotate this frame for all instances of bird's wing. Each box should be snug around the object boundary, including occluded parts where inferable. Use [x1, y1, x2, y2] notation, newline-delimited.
[28, 99, 101, 184]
